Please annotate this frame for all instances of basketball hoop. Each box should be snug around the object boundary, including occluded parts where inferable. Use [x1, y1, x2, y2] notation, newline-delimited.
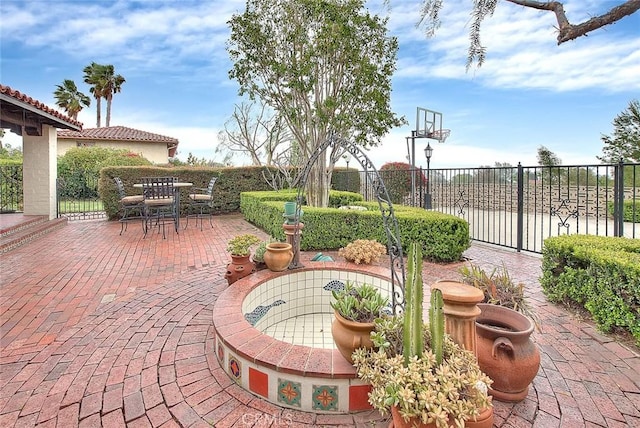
[429, 129, 451, 143]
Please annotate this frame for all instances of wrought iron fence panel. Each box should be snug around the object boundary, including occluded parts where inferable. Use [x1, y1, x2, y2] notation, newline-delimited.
[0, 164, 23, 213]
[360, 162, 639, 253]
[56, 170, 106, 220]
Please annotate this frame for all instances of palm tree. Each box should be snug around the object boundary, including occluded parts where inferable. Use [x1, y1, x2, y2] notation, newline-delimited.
[83, 62, 106, 127]
[53, 79, 91, 120]
[101, 65, 126, 127]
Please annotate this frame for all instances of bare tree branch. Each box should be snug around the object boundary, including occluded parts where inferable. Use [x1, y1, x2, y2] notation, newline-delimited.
[506, 0, 640, 44]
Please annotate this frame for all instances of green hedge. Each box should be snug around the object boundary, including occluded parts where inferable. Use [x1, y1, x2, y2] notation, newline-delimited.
[332, 167, 361, 193]
[240, 191, 470, 263]
[99, 165, 278, 219]
[541, 235, 640, 344]
[607, 200, 640, 223]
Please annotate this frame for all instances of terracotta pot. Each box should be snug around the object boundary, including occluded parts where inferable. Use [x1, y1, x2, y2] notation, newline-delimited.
[224, 254, 255, 285]
[331, 311, 374, 364]
[476, 303, 540, 402]
[263, 242, 293, 272]
[389, 406, 493, 428]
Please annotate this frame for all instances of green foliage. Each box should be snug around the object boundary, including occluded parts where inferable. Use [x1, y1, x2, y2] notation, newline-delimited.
[240, 191, 470, 262]
[99, 165, 276, 220]
[599, 99, 640, 163]
[379, 162, 417, 204]
[227, 234, 261, 256]
[228, 0, 405, 207]
[403, 242, 424, 365]
[541, 235, 640, 344]
[330, 281, 388, 323]
[0, 143, 23, 161]
[58, 147, 151, 199]
[332, 167, 361, 192]
[459, 262, 540, 330]
[607, 199, 640, 223]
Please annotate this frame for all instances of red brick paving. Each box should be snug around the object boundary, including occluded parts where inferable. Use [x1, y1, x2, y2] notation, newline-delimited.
[1, 215, 639, 427]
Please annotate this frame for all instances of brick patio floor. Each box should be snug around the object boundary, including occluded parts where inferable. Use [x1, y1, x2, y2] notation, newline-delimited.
[1, 214, 639, 427]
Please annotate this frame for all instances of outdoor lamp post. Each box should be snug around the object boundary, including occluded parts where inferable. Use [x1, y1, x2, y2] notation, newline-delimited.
[424, 143, 433, 209]
[343, 153, 352, 191]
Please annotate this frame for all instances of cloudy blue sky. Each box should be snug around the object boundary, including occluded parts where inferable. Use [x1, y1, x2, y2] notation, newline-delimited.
[1, 0, 638, 169]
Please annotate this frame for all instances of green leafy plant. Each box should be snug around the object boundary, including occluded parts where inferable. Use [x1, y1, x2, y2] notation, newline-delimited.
[353, 243, 492, 428]
[338, 239, 386, 264]
[226, 234, 261, 256]
[252, 238, 276, 263]
[330, 281, 388, 323]
[459, 262, 540, 330]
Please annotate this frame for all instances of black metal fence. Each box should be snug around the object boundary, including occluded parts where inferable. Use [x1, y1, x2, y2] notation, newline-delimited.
[362, 162, 639, 253]
[56, 171, 106, 220]
[0, 164, 23, 213]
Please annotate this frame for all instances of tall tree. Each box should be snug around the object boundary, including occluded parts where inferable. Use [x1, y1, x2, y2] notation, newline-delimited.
[101, 65, 126, 127]
[53, 79, 91, 120]
[216, 100, 291, 166]
[537, 145, 562, 166]
[598, 99, 640, 163]
[418, 1, 640, 69]
[83, 62, 105, 127]
[228, 0, 404, 207]
[83, 62, 126, 127]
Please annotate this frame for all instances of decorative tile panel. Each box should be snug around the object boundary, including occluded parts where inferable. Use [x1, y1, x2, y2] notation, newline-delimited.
[217, 340, 224, 363]
[249, 367, 269, 398]
[277, 378, 301, 407]
[312, 385, 338, 411]
[228, 356, 241, 382]
[244, 299, 286, 326]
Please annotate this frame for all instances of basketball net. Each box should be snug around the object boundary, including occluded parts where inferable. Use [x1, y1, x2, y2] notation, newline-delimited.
[430, 129, 451, 143]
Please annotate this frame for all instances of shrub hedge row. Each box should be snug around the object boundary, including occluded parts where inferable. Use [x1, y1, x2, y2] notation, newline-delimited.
[240, 190, 470, 263]
[607, 200, 640, 223]
[541, 235, 640, 344]
[98, 165, 276, 219]
[98, 166, 359, 220]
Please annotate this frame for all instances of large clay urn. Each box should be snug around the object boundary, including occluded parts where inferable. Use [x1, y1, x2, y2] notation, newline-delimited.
[389, 406, 493, 428]
[475, 303, 540, 402]
[331, 311, 374, 364]
[263, 242, 293, 272]
[224, 255, 255, 285]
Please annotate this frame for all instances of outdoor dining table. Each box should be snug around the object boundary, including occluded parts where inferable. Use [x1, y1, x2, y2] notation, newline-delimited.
[133, 181, 193, 231]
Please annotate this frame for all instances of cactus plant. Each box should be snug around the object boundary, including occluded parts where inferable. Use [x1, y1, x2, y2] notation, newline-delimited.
[430, 288, 444, 367]
[402, 242, 424, 366]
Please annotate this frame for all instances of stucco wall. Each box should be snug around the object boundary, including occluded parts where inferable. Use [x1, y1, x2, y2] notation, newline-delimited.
[57, 139, 169, 164]
[23, 125, 57, 219]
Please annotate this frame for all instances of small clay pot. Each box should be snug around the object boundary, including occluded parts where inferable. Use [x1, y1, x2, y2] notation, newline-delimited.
[331, 311, 375, 364]
[263, 242, 293, 272]
[224, 254, 255, 285]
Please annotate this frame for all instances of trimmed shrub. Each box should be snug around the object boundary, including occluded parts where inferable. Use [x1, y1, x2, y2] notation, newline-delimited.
[541, 235, 640, 344]
[240, 191, 469, 262]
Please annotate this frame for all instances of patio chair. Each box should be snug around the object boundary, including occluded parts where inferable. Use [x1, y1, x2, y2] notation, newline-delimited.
[184, 176, 218, 230]
[114, 177, 145, 235]
[141, 176, 178, 239]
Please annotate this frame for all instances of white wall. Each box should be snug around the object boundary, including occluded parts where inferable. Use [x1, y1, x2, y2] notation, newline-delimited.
[23, 125, 57, 219]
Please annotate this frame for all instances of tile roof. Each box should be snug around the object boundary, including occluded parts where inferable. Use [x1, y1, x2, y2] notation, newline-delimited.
[57, 126, 179, 144]
[0, 84, 83, 128]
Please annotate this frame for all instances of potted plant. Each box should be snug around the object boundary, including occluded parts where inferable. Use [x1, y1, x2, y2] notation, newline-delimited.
[353, 243, 493, 428]
[252, 239, 270, 270]
[330, 281, 389, 364]
[264, 240, 294, 272]
[459, 263, 541, 402]
[338, 239, 387, 264]
[224, 234, 261, 285]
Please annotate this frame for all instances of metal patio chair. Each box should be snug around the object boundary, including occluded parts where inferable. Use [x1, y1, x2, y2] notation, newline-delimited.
[184, 176, 217, 230]
[114, 177, 145, 235]
[141, 176, 178, 239]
